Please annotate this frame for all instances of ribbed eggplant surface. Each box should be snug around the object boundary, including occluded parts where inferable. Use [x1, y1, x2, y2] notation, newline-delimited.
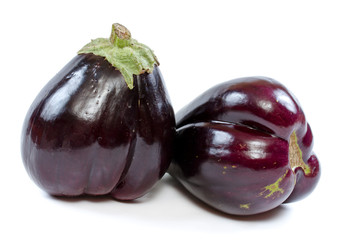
[170, 77, 320, 215]
[21, 24, 175, 200]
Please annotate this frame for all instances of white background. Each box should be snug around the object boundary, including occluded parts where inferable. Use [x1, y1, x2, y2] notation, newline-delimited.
[1, 0, 338, 239]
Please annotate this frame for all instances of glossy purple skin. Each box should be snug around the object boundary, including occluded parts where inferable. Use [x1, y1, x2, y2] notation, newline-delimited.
[21, 54, 175, 200]
[170, 77, 320, 215]
[171, 122, 295, 215]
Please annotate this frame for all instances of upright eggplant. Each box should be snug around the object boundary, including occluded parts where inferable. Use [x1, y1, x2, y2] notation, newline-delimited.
[21, 24, 175, 200]
[170, 77, 320, 215]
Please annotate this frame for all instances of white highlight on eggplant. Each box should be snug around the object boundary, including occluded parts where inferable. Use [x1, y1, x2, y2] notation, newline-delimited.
[223, 92, 248, 107]
[40, 66, 88, 121]
[274, 89, 297, 114]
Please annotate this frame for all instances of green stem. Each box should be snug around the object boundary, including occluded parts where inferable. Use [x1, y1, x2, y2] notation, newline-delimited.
[109, 23, 132, 48]
[78, 23, 158, 89]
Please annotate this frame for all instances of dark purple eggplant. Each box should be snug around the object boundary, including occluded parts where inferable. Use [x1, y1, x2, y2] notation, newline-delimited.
[21, 24, 175, 200]
[170, 77, 320, 215]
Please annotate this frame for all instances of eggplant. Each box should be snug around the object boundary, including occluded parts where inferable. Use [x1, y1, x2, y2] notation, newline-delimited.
[169, 77, 320, 215]
[21, 24, 175, 200]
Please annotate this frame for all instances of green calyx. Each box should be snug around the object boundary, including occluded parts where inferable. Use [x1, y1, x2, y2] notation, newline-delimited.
[78, 23, 159, 89]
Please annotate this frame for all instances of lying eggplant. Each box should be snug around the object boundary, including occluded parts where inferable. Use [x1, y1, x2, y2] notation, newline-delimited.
[169, 77, 320, 215]
[21, 24, 175, 200]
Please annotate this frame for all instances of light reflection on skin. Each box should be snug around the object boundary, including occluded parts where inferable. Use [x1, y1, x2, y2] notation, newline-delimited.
[41, 66, 88, 121]
[208, 130, 233, 156]
[223, 92, 248, 107]
[69, 75, 120, 122]
[257, 100, 273, 113]
[245, 139, 268, 159]
[274, 89, 297, 114]
[41, 64, 128, 122]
